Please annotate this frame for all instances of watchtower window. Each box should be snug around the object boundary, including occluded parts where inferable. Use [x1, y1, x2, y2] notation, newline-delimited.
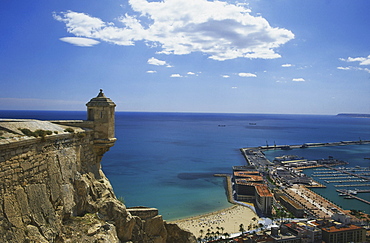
[100, 111, 103, 118]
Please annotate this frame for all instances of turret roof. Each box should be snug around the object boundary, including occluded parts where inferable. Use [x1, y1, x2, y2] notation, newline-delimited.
[86, 89, 116, 107]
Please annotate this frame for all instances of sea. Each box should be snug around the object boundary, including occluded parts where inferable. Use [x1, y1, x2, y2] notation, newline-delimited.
[1, 111, 370, 220]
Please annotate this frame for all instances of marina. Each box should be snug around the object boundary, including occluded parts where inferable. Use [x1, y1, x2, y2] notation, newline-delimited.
[257, 141, 370, 215]
[239, 140, 370, 219]
[309, 165, 370, 205]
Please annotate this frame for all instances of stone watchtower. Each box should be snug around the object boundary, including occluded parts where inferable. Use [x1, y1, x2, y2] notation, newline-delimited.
[86, 89, 117, 156]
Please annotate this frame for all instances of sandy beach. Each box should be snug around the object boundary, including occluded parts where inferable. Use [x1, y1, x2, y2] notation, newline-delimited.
[169, 205, 260, 238]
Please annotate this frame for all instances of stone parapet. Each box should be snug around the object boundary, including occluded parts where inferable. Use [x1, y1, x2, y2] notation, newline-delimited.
[127, 207, 159, 220]
[50, 120, 94, 129]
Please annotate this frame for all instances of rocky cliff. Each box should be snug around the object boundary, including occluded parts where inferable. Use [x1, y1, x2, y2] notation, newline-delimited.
[0, 119, 196, 243]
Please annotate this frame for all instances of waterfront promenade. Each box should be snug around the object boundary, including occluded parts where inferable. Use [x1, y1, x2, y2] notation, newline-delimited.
[286, 185, 347, 219]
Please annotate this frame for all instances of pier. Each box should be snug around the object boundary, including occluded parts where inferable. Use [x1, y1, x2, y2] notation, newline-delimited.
[334, 183, 370, 187]
[324, 179, 366, 183]
[324, 165, 370, 181]
[336, 189, 370, 205]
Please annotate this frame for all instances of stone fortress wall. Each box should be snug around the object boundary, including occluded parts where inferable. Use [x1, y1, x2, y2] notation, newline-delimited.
[0, 90, 196, 243]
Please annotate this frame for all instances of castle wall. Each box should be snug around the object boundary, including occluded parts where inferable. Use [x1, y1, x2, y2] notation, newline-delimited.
[0, 132, 95, 189]
[0, 129, 196, 243]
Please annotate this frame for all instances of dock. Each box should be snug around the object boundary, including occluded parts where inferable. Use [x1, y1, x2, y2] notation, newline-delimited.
[324, 165, 370, 181]
[336, 189, 370, 205]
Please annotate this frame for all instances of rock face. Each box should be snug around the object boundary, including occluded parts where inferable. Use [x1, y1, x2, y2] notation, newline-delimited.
[0, 121, 196, 242]
[0, 90, 196, 242]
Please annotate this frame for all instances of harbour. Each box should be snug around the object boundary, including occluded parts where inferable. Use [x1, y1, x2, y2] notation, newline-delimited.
[241, 140, 370, 216]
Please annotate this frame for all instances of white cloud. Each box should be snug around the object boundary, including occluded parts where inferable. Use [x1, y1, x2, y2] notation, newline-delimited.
[340, 55, 370, 65]
[281, 63, 292, 67]
[170, 74, 182, 78]
[147, 57, 171, 67]
[54, 0, 294, 61]
[337, 66, 370, 73]
[187, 72, 195, 75]
[238, 72, 257, 78]
[222, 75, 230, 78]
[59, 37, 100, 47]
[292, 78, 305, 82]
[146, 70, 157, 73]
[53, 11, 106, 36]
[232, 86, 238, 89]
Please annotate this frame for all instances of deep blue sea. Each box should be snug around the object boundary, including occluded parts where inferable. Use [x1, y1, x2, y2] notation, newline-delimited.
[1, 111, 370, 220]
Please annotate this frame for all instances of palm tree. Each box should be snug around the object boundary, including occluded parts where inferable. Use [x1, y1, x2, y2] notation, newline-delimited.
[239, 223, 245, 236]
[259, 223, 264, 230]
[206, 232, 210, 241]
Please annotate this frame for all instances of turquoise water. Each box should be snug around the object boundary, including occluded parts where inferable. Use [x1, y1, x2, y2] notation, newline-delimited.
[2, 111, 370, 219]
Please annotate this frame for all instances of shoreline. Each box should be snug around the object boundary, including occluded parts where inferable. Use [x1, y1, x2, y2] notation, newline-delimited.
[169, 204, 260, 238]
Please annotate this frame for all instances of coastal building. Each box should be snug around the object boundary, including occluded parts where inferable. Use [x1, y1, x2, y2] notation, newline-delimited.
[331, 212, 351, 225]
[255, 184, 273, 216]
[233, 165, 257, 171]
[233, 169, 273, 215]
[274, 192, 305, 218]
[311, 219, 366, 243]
[273, 167, 313, 187]
[283, 222, 322, 243]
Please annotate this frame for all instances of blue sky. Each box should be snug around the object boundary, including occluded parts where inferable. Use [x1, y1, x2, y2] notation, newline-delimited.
[1, 0, 369, 114]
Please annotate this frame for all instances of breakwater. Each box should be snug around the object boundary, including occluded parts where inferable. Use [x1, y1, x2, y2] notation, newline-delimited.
[242, 139, 370, 152]
[213, 174, 256, 212]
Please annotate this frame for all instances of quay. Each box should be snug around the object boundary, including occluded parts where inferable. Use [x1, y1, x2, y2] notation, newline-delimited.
[242, 139, 370, 152]
[336, 189, 370, 205]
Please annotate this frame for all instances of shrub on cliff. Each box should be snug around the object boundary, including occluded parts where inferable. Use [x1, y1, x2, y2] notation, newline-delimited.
[64, 128, 74, 133]
[19, 128, 53, 139]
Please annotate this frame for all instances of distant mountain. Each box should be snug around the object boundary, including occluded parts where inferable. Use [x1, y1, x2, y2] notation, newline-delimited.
[337, 113, 370, 118]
